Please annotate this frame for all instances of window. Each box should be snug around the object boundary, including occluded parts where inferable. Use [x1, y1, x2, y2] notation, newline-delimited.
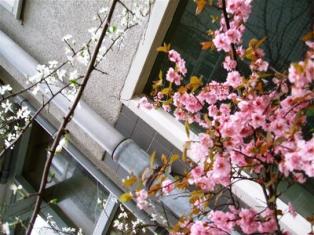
[2, 116, 155, 234]
[0, 0, 23, 19]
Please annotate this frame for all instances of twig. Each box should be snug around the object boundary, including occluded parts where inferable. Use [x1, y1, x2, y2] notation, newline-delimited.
[25, 1, 118, 234]
[221, 0, 238, 62]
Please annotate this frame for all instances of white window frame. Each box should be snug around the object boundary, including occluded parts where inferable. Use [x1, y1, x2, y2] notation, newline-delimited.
[0, 0, 23, 19]
[120, 1, 311, 234]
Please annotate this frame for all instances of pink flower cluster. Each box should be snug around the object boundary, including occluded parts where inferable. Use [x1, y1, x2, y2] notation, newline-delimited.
[188, 152, 231, 191]
[135, 189, 149, 210]
[213, 0, 252, 53]
[138, 97, 153, 110]
[280, 137, 314, 179]
[166, 49, 187, 85]
[189, 208, 277, 235]
[288, 59, 314, 96]
[161, 179, 175, 195]
[173, 92, 203, 114]
[140, 1, 314, 233]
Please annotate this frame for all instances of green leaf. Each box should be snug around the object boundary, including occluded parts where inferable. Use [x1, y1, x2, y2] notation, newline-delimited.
[122, 175, 137, 188]
[150, 151, 156, 170]
[188, 76, 203, 92]
[119, 192, 132, 202]
[305, 105, 314, 117]
[161, 154, 168, 165]
[184, 120, 190, 138]
[157, 42, 171, 53]
[169, 154, 179, 164]
[161, 87, 171, 95]
[49, 198, 59, 204]
[70, 79, 78, 85]
[108, 25, 117, 33]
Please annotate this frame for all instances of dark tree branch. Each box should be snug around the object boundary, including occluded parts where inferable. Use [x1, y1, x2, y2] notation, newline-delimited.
[25, 0, 119, 234]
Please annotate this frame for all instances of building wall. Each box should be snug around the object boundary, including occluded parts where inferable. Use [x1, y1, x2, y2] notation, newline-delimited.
[0, 0, 146, 124]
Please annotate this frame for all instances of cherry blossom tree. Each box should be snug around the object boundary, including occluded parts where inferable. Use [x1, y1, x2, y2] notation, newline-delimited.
[129, 0, 314, 234]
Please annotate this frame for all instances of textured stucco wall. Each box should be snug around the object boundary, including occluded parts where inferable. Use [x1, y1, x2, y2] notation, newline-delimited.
[0, 0, 146, 124]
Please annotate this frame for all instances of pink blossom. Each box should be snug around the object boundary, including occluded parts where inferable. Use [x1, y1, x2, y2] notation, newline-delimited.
[177, 59, 187, 76]
[199, 133, 214, 148]
[161, 179, 174, 195]
[213, 33, 231, 52]
[288, 60, 314, 89]
[253, 96, 268, 112]
[195, 176, 215, 192]
[226, 0, 252, 21]
[166, 67, 181, 85]
[238, 209, 259, 234]
[284, 152, 302, 172]
[190, 166, 204, 180]
[190, 221, 209, 235]
[250, 58, 269, 71]
[209, 210, 236, 232]
[293, 172, 306, 183]
[258, 209, 278, 233]
[223, 56, 237, 71]
[251, 112, 265, 129]
[135, 189, 148, 210]
[287, 202, 297, 217]
[212, 154, 231, 186]
[230, 150, 247, 166]
[138, 97, 153, 109]
[226, 28, 242, 44]
[182, 93, 202, 113]
[226, 71, 242, 88]
[269, 118, 288, 136]
[168, 49, 182, 63]
[188, 141, 209, 163]
[173, 108, 187, 121]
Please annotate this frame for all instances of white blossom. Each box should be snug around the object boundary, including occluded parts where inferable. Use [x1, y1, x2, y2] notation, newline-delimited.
[1, 222, 10, 235]
[0, 85, 12, 95]
[9, 184, 22, 195]
[48, 60, 58, 68]
[57, 69, 66, 81]
[16, 106, 30, 120]
[99, 7, 108, 14]
[1, 100, 12, 113]
[69, 70, 79, 81]
[62, 34, 72, 41]
[113, 220, 124, 231]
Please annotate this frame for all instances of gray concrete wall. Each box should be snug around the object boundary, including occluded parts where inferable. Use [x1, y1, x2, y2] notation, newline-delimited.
[0, 0, 146, 124]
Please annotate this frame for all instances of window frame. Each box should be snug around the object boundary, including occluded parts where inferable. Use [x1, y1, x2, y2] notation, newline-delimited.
[4, 106, 153, 234]
[120, 1, 312, 234]
[0, 0, 23, 19]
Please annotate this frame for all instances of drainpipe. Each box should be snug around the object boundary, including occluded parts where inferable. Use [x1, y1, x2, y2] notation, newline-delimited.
[0, 30, 191, 219]
[0, 30, 124, 156]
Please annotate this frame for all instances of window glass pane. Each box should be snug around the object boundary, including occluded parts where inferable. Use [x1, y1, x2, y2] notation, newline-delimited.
[46, 150, 109, 234]
[21, 122, 110, 234]
[145, 0, 313, 93]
